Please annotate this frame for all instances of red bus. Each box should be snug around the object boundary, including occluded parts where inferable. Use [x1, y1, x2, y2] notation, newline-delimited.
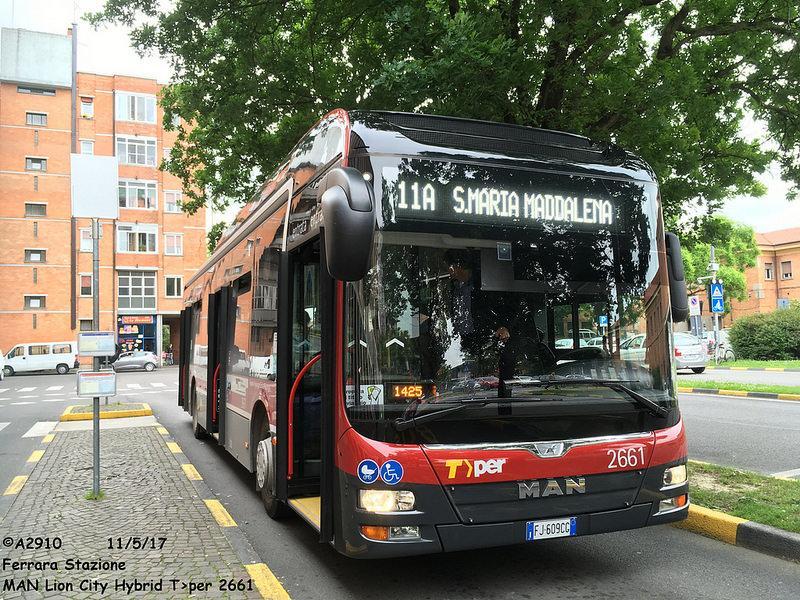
[179, 110, 690, 558]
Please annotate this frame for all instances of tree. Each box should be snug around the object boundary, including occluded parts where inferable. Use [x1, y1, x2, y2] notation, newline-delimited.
[680, 215, 759, 310]
[207, 221, 227, 254]
[90, 1, 799, 221]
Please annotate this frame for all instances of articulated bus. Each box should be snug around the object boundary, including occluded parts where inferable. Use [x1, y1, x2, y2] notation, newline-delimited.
[179, 110, 691, 558]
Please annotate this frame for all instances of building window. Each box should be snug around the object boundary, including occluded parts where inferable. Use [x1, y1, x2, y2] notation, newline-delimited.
[119, 180, 157, 209]
[26, 112, 47, 126]
[80, 97, 94, 118]
[80, 140, 94, 155]
[764, 262, 773, 280]
[80, 274, 93, 296]
[781, 261, 793, 280]
[163, 147, 171, 161]
[164, 190, 182, 213]
[24, 249, 46, 263]
[118, 270, 156, 310]
[24, 295, 46, 309]
[79, 228, 93, 252]
[165, 275, 183, 298]
[117, 223, 157, 253]
[79, 319, 94, 331]
[26, 157, 47, 171]
[116, 136, 156, 166]
[25, 203, 47, 217]
[115, 92, 156, 123]
[164, 233, 183, 256]
[18, 86, 55, 96]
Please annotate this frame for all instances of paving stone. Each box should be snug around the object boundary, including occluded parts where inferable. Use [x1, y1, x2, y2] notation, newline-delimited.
[0, 427, 257, 598]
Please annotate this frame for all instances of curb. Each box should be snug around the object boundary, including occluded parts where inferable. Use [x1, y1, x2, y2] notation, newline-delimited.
[706, 366, 800, 372]
[59, 403, 153, 421]
[674, 504, 800, 562]
[677, 387, 800, 401]
[154, 423, 291, 599]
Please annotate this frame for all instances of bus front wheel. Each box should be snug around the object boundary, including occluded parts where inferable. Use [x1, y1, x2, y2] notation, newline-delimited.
[191, 384, 205, 439]
[255, 419, 288, 519]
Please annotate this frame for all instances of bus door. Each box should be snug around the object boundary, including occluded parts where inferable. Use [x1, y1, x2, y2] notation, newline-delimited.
[207, 285, 236, 440]
[288, 241, 323, 488]
[178, 307, 191, 409]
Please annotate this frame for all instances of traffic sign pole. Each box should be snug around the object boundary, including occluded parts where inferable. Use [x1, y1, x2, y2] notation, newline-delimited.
[91, 218, 101, 498]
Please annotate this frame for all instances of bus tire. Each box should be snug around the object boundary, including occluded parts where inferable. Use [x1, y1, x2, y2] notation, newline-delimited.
[56, 363, 70, 375]
[191, 383, 205, 439]
[255, 419, 288, 519]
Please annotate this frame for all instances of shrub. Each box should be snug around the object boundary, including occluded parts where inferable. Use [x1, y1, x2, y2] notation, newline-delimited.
[730, 302, 800, 360]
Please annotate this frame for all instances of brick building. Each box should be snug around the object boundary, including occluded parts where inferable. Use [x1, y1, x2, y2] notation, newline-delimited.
[728, 227, 799, 321]
[0, 27, 206, 362]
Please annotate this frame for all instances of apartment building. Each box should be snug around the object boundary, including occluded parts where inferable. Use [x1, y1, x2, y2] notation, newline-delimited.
[0, 27, 206, 362]
[728, 227, 799, 321]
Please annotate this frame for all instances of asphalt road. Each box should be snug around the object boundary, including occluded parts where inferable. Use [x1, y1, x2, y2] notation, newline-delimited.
[2, 369, 799, 599]
[678, 368, 800, 387]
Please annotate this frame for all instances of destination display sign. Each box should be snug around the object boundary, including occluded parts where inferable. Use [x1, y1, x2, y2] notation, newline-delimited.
[381, 160, 630, 230]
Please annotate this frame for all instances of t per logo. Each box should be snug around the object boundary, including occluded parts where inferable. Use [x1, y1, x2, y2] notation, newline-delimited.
[445, 458, 507, 479]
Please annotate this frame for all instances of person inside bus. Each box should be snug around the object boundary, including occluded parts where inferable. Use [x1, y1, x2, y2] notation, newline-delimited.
[446, 253, 474, 338]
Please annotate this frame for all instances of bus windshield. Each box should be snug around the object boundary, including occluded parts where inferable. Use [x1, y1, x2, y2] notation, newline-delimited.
[344, 157, 677, 445]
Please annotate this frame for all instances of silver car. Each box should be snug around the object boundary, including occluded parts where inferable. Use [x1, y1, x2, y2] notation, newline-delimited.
[113, 351, 158, 372]
[673, 332, 709, 373]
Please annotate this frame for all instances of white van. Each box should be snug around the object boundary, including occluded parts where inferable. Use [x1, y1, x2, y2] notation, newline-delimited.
[3, 341, 79, 376]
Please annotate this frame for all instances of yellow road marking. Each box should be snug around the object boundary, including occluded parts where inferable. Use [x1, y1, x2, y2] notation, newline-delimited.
[167, 442, 182, 454]
[764, 367, 785, 372]
[674, 504, 745, 545]
[719, 389, 748, 397]
[42, 434, 55, 443]
[245, 563, 291, 600]
[204, 499, 237, 527]
[777, 393, 800, 401]
[157, 426, 169, 435]
[3, 476, 28, 496]
[27, 450, 44, 463]
[288, 496, 321, 529]
[181, 464, 202, 481]
[677, 387, 693, 393]
[729, 366, 747, 370]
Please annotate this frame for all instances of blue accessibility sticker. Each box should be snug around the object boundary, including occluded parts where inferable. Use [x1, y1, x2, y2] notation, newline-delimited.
[357, 459, 380, 484]
[379, 460, 404, 485]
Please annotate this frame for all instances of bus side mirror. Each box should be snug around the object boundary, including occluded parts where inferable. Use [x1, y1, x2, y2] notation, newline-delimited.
[665, 232, 689, 322]
[319, 167, 375, 281]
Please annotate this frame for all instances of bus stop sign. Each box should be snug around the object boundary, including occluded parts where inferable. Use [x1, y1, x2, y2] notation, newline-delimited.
[709, 282, 724, 313]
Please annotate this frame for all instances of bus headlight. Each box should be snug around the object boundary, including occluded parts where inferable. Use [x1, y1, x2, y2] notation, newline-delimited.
[358, 489, 415, 512]
[662, 464, 688, 489]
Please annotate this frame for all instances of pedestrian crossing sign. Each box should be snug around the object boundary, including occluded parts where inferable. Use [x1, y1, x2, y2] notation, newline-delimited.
[709, 282, 724, 313]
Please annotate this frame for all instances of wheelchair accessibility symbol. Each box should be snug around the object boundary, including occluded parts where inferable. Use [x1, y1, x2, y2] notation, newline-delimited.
[379, 460, 404, 485]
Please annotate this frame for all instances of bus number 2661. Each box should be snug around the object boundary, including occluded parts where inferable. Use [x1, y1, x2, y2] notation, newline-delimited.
[607, 447, 645, 469]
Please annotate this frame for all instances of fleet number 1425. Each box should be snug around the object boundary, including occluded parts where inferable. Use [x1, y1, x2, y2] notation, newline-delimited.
[607, 447, 645, 469]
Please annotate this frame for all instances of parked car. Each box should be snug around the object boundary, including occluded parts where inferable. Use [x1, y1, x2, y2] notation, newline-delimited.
[620, 332, 708, 373]
[112, 351, 159, 372]
[0, 349, 5, 381]
[3, 341, 79, 375]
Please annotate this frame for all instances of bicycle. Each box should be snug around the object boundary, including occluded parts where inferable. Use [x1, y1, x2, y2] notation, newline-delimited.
[712, 341, 736, 365]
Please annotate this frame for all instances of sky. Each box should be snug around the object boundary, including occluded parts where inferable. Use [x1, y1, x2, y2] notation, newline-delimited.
[2, 0, 796, 233]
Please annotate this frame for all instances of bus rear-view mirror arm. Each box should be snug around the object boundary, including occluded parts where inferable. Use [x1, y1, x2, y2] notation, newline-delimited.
[665, 232, 689, 322]
[319, 166, 376, 281]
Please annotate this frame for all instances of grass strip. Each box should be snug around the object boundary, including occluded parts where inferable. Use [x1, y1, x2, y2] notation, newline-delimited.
[718, 359, 800, 370]
[677, 380, 800, 395]
[688, 462, 800, 534]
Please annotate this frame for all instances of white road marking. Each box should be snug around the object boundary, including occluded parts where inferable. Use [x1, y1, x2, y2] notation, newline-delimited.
[46, 385, 64, 391]
[18, 395, 37, 399]
[18, 387, 36, 392]
[43, 398, 69, 402]
[151, 382, 166, 387]
[0, 397, 9, 401]
[45, 393, 65, 397]
[127, 383, 143, 389]
[11, 401, 34, 405]
[0, 388, 8, 393]
[0, 422, 9, 433]
[772, 468, 800, 478]
[22, 421, 57, 438]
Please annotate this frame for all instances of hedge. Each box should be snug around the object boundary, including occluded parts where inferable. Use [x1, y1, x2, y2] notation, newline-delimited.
[729, 302, 800, 360]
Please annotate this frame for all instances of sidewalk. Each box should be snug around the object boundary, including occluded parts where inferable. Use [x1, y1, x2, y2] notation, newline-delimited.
[0, 422, 270, 598]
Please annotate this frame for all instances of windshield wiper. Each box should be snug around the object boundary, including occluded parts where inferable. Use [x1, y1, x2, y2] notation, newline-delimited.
[508, 378, 669, 418]
[393, 397, 542, 431]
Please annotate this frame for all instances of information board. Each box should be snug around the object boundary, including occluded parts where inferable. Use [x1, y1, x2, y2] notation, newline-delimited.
[78, 331, 117, 356]
[76, 371, 117, 398]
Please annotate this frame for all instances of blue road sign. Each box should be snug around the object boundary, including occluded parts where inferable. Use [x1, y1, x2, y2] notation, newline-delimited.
[598, 315, 608, 327]
[709, 282, 724, 313]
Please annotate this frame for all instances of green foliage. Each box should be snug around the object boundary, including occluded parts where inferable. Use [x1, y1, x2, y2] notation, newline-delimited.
[89, 1, 800, 219]
[680, 215, 759, 308]
[729, 302, 800, 359]
[207, 221, 227, 254]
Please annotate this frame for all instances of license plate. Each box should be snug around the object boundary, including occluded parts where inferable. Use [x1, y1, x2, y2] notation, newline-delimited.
[525, 517, 577, 541]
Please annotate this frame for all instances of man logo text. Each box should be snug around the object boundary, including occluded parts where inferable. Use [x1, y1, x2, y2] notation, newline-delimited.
[445, 458, 507, 479]
[518, 477, 586, 499]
